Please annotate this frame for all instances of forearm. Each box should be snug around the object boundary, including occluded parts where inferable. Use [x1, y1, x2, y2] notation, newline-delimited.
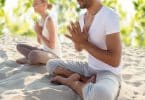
[39, 34, 55, 48]
[82, 41, 120, 67]
[35, 29, 42, 44]
[37, 35, 41, 44]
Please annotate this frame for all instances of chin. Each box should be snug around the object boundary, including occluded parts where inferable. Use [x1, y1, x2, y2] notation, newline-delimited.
[79, 5, 86, 9]
[78, 3, 87, 9]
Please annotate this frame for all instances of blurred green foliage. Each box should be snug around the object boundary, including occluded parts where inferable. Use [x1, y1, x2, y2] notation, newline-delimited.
[133, 0, 145, 46]
[0, 0, 145, 47]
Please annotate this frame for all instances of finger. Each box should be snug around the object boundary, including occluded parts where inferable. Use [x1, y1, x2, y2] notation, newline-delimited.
[75, 25, 82, 35]
[75, 21, 82, 35]
[67, 25, 71, 32]
[67, 25, 78, 40]
[67, 25, 74, 35]
[70, 22, 78, 34]
[65, 34, 75, 42]
[84, 27, 89, 36]
[65, 34, 73, 40]
[83, 26, 88, 34]
[82, 27, 89, 38]
[76, 21, 81, 33]
[70, 21, 75, 29]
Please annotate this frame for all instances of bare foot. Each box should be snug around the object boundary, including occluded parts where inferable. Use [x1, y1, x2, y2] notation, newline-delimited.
[53, 67, 74, 78]
[51, 74, 87, 99]
[16, 58, 28, 64]
[51, 73, 81, 86]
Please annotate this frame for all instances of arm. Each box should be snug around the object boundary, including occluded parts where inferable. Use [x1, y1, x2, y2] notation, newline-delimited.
[81, 33, 122, 67]
[66, 21, 122, 67]
[38, 17, 56, 49]
[34, 22, 42, 44]
[37, 34, 41, 44]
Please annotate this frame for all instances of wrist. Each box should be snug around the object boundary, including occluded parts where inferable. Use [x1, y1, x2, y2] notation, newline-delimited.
[75, 45, 83, 52]
[80, 40, 89, 49]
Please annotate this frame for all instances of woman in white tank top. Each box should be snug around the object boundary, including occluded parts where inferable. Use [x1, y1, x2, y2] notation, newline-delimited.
[16, 0, 61, 65]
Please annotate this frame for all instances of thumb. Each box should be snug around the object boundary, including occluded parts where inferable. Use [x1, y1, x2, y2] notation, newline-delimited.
[65, 34, 73, 40]
[83, 26, 88, 34]
[83, 26, 89, 38]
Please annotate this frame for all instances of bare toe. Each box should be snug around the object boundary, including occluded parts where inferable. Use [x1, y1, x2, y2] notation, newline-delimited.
[69, 73, 81, 81]
[50, 76, 62, 83]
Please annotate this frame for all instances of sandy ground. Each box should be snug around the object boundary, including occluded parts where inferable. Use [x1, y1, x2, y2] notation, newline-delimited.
[0, 36, 145, 100]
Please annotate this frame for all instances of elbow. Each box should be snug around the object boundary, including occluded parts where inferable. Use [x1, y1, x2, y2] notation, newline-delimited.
[109, 51, 122, 68]
[110, 58, 121, 68]
[49, 45, 55, 49]
[48, 42, 55, 49]
[111, 62, 120, 68]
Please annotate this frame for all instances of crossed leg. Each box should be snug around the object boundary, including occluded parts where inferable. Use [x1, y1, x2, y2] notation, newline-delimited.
[51, 71, 119, 100]
[27, 50, 53, 65]
[52, 67, 96, 83]
[16, 44, 39, 64]
[51, 73, 96, 100]
[48, 61, 96, 99]
[16, 44, 56, 65]
[47, 60, 120, 100]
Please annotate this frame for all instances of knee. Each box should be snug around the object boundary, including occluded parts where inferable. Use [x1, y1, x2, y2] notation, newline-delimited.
[28, 50, 40, 64]
[46, 59, 60, 74]
[83, 84, 113, 100]
[93, 85, 113, 100]
[16, 44, 23, 51]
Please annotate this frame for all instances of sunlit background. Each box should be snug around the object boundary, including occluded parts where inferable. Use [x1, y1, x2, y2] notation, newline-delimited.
[0, 0, 145, 47]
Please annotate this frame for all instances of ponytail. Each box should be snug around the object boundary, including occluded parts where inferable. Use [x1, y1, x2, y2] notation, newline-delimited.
[47, 3, 53, 10]
[41, 0, 52, 10]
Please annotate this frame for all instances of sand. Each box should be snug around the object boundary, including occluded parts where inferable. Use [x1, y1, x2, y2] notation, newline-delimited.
[0, 36, 145, 100]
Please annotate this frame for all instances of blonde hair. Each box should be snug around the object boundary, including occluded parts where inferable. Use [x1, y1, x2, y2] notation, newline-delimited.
[42, 0, 52, 9]
[34, 0, 52, 9]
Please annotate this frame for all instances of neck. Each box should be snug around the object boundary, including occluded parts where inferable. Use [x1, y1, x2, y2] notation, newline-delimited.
[40, 12, 48, 19]
[87, 2, 102, 15]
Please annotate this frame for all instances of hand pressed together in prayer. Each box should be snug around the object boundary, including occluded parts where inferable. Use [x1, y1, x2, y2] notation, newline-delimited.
[65, 21, 89, 51]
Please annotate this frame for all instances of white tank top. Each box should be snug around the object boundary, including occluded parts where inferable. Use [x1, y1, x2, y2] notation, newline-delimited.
[38, 16, 61, 58]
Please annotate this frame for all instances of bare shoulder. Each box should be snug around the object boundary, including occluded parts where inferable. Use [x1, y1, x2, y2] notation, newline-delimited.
[46, 17, 55, 28]
[47, 16, 53, 23]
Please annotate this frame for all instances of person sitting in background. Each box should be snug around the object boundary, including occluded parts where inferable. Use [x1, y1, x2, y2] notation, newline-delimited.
[16, 0, 61, 65]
